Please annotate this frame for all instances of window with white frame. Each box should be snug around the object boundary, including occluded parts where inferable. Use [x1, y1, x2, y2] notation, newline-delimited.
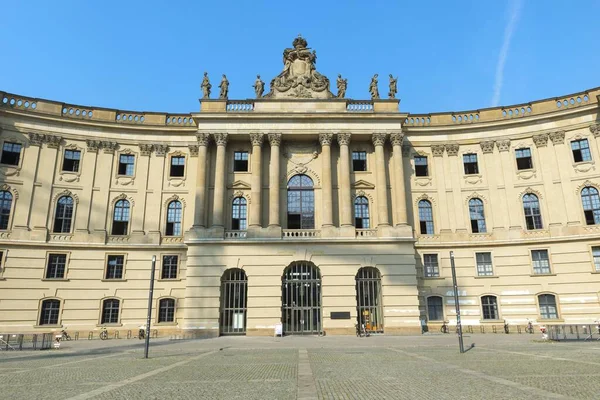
[468, 198, 487, 233]
[538, 294, 558, 319]
[592, 246, 600, 272]
[423, 254, 439, 277]
[45, 254, 67, 279]
[481, 295, 499, 320]
[571, 139, 592, 163]
[161, 255, 178, 279]
[476, 252, 493, 276]
[531, 250, 551, 275]
[105, 255, 124, 280]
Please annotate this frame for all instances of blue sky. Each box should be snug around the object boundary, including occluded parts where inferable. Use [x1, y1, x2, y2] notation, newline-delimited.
[2, 1, 599, 114]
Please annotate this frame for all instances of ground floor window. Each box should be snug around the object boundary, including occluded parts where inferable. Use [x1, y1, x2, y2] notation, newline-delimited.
[481, 295, 499, 320]
[39, 299, 60, 325]
[101, 298, 120, 324]
[427, 296, 444, 321]
[158, 298, 175, 323]
[538, 294, 558, 319]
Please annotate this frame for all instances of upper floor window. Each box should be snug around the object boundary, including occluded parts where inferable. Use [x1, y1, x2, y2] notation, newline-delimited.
[515, 148, 533, 170]
[354, 196, 370, 229]
[481, 295, 499, 320]
[46, 254, 67, 279]
[592, 246, 600, 272]
[523, 194, 543, 230]
[166, 200, 182, 236]
[62, 150, 81, 172]
[538, 294, 558, 319]
[352, 151, 367, 171]
[414, 156, 428, 177]
[418, 200, 434, 234]
[0, 142, 22, 166]
[287, 174, 314, 229]
[571, 139, 592, 163]
[468, 198, 487, 233]
[112, 200, 130, 235]
[476, 252, 493, 276]
[101, 298, 120, 324]
[39, 299, 61, 325]
[53, 196, 74, 233]
[463, 154, 479, 175]
[427, 296, 443, 321]
[233, 151, 248, 172]
[531, 249, 551, 275]
[0, 191, 13, 230]
[231, 197, 247, 230]
[423, 254, 439, 277]
[161, 255, 178, 279]
[118, 154, 135, 176]
[158, 298, 175, 323]
[170, 156, 185, 177]
[105, 255, 124, 280]
[581, 187, 600, 225]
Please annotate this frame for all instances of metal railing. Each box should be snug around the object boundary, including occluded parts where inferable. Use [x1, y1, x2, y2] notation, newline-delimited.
[547, 324, 600, 341]
[0, 333, 53, 350]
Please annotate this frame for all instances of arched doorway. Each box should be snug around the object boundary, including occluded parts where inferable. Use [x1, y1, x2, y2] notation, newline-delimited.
[356, 267, 384, 334]
[219, 268, 248, 335]
[281, 261, 321, 335]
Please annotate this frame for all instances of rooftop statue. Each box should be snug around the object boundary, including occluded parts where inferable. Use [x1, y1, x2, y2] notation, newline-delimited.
[201, 72, 211, 99]
[265, 35, 333, 99]
[219, 74, 229, 99]
[369, 74, 380, 100]
[253, 75, 265, 98]
[336, 74, 347, 98]
[388, 74, 398, 99]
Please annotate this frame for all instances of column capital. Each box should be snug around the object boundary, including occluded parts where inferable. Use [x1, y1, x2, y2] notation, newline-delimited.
[249, 132, 264, 147]
[589, 123, 600, 137]
[196, 132, 211, 146]
[549, 130, 565, 145]
[318, 133, 333, 146]
[28, 133, 45, 147]
[445, 143, 459, 156]
[496, 139, 511, 152]
[480, 140, 495, 154]
[213, 132, 228, 146]
[372, 132, 387, 147]
[140, 144, 153, 156]
[188, 145, 199, 157]
[389, 131, 404, 146]
[268, 133, 282, 146]
[337, 132, 351, 146]
[533, 133, 549, 147]
[431, 144, 445, 157]
[154, 144, 168, 157]
[86, 139, 102, 153]
[101, 141, 118, 154]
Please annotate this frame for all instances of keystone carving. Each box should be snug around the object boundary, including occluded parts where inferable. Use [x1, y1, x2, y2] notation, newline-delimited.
[532, 134, 548, 147]
[337, 132, 351, 146]
[445, 143, 459, 156]
[268, 133, 282, 147]
[496, 139, 511, 152]
[196, 132, 210, 146]
[139, 144, 153, 156]
[249, 133, 264, 147]
[549, 130, 565, 145]
[480, 140, 495, 154]
[389, 132, 404, 146]
[431, 144, 445, 157]
[318, 133, 333, 146]
[213, 133, 228, 146]
[372, 132, 387, 147]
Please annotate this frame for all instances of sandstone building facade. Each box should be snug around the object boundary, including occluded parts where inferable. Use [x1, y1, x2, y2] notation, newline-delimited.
[1, 39, 599, 336]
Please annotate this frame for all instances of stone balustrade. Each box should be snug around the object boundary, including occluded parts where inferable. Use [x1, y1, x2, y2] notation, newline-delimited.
[226, 100, 254, 112]
[282, 229, 321, 239]
[225, 230, 247, 239]
[346, 100, 374, 112]
[355, 229, 377, 238]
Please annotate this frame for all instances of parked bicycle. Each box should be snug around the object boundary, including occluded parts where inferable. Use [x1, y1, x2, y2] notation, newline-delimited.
[60, 329, 71, 341]
[355, 323, 369, 337]
[99, 327, 108, 340]
[138, 325, 146, 340]
[440, 320, 449, 334]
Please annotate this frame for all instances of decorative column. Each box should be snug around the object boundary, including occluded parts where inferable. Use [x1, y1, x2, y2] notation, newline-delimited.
[212, 132, 228, 227]
[319, 133, 334, 227]
[268, 133, 282, 227]
[337, 132, 352, 226]
[390, 131, 408, 225]
[373, 132, 390, 226]
[249, 132, 264, 227]
[193, 133, 210, 228]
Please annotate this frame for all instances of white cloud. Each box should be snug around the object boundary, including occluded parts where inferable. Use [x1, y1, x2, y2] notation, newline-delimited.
[491, 0, 522, 107]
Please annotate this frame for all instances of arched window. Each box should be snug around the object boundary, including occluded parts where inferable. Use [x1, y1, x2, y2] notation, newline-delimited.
[220, 269, 248, 335]
[39, 299, 61, 325]
[538, 294, 558, 319]
[287, 175, 314, 229]
[468, 198, 486, 233]
[356, 267, 383, 333]
[53, 196, 74, 233]
[0, 191, 13, 230]
[158, 298, 175, 323]
[418, 200, 434, 234]
[101, 298, 120, 324]
[481, 295, 499, 320]
[354, 196, 370, 229]
[112, 200, 130, 235]
[166, 200, 182, 236]
[581, 186, 600, 225]
[427, 296, 443, 321]
[523, 194, 543, 230]
[231, 197, 247, 230]
[282, 261, 321, 334]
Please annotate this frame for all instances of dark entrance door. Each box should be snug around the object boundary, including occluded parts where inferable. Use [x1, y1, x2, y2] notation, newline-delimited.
[356, 267, 384, 334]
[219, 268, 247, 335]
[282, 261, 321, 335]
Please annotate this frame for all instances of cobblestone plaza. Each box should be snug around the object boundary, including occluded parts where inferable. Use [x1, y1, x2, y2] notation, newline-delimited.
[1, 335, 599, 399]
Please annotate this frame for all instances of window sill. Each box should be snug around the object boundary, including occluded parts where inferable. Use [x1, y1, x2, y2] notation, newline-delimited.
[539, 319, 564, 323]
[33, 324, 63, 329]
[422, 277, 444, 280]
[101, 279, 127, 282]
[116, 174, 134, 178]
[41, 278, 70, 282]
[155, 322, 177, 326]
[158, 278, 181, 282]
[97, 323, 123, 327]
[353, 170, 371, 174]
[591, 271, 600, 274]
[529, 274, 556, 277]
[0, 163, 19, 168]
[474, 276, 498, 279]
[479, 320, 504, 324]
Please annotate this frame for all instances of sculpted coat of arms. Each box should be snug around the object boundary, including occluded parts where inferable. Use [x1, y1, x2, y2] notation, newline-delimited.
[265, 36, 333, 99]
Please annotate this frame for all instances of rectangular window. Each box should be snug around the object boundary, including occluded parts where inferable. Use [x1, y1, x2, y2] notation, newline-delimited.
[170, 156, 185, 177]
[571, 139, 592, 163]
[118, 154, 135, 176]
[1, 142, 22, 166]
[532, 250, 551, 275]
[481, 296, 499, 320]
[105, 255, 124, 280]
[515, 148, 533, 170]
[46, 254, 67, 279]
[161, 255, 178, 279]
[423, 254, 439, 277]
[463, 154, 479, 175]
[414, 156, 428, 177]
[62, 150, 81, 172]
[352, 151, 367, 171]
[0, 250, 3, 274]
[476, 252, 493, 276]
[233, 151, 248, 172]
[592, 246, 600, 272]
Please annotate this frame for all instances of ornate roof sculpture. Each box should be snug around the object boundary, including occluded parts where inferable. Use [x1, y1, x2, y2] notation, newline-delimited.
[265, 35, 334, 99]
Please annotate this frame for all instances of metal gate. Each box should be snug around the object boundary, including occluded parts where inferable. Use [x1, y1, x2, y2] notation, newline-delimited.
[356, 267, 384, 334]
[282, 261, 322, 335]
[219, 268, 247, 335]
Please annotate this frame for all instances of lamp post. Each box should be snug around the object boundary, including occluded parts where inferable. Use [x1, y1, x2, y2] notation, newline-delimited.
[450, 251, 465, 354]
[144, 255, 156, 359]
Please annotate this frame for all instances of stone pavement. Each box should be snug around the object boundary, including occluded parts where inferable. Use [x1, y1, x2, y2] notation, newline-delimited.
[1, 334, 600, 399]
